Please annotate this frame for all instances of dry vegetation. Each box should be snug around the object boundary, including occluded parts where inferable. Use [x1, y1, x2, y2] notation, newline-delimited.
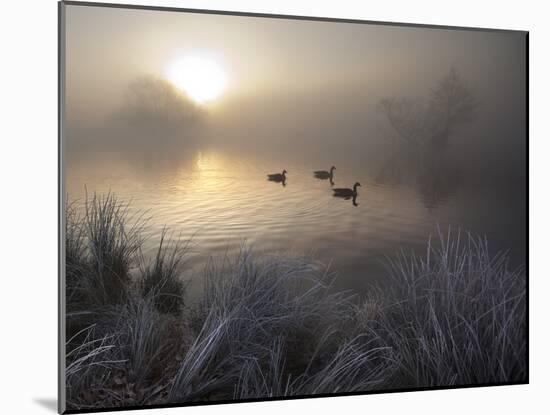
[64, 193, 527, 411]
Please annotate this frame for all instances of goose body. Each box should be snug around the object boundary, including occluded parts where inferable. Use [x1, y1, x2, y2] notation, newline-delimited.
[267, 169, 287, 183]
[333, 182, 361, 198]
[314, 166, 336, 180]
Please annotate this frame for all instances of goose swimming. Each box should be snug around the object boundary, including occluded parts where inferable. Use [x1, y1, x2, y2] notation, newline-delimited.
[332, 182, 361, 198]
[314, 166, 336, 181]
[267, 169, 287, 183]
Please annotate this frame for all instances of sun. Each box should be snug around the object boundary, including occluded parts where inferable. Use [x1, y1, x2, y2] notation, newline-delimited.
[167, 56, 228, 104]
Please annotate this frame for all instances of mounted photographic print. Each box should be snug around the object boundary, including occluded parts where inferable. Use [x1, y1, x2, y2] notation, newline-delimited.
[58, 1, 528, 413]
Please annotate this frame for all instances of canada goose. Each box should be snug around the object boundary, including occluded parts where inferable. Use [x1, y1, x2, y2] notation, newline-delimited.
[267, 169, 287, 183]
[333, 182, 361, 198]
[314, 166, 336, 180]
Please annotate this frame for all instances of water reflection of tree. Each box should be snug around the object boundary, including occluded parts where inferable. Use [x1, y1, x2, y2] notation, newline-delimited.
[415, 159, 462, 211]
[105, 76, 206, 170]
[376, 67, 475, 209]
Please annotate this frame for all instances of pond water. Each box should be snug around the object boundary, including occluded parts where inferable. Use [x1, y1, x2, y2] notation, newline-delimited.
[66, 147, 526, 296]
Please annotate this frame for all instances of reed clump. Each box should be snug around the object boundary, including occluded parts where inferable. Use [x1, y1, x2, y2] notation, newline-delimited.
[65, 194, 527, 411]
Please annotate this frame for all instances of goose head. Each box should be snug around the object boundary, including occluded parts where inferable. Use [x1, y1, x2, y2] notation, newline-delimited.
[353, 182, 361, 191]
[282, 169, 288, 176]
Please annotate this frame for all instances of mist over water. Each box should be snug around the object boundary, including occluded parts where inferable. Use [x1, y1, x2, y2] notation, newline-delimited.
[65, 6, 526, 296]
[67, 142, 526, 296]
[61, 9, 528, 409]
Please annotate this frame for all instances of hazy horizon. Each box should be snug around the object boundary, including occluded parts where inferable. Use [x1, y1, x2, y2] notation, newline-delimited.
[65, 5, 525, 170]
[62, 5, 527, 411]
[64, 3, 527, 290]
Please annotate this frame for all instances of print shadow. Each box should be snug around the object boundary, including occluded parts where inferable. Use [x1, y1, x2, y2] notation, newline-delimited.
[33, 398, 57, 413]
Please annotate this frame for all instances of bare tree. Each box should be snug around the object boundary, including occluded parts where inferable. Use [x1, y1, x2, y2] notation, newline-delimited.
[102, 75, 206, 156]
[378, 67, 476, 150]
[428, 67, 476, 148]
[121, 75, 204, 127]
[377, 97, 432, 147]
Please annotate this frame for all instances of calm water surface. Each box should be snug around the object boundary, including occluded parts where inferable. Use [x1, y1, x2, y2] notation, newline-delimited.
[67, 148, 526, 295]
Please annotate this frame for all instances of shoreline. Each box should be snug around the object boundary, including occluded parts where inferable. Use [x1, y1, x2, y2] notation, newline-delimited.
[64, 193, 526, 411]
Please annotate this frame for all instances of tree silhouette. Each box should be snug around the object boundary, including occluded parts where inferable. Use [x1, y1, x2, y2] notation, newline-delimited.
[378, 67, 476, 150]
[121, 76, 203, 127]
[428, 67, 476, 148]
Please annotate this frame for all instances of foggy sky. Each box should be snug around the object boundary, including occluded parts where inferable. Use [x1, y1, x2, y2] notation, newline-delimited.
[64, 3, 526, 173]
